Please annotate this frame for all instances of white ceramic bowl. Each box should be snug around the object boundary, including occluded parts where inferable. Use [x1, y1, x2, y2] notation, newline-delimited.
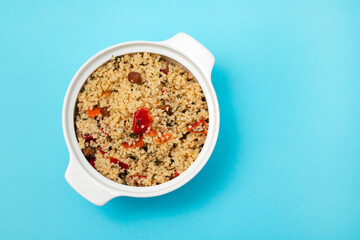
[62, 33, 220, 206]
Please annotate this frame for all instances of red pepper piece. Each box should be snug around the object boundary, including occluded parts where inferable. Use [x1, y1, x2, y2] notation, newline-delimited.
[99, 147, 106, 155]
[87, 157, 96, 169]
[133, 108, 152, 134]
[128, 175, 147, 179]
[81, 134, 97, 144]
[144, 128, 157, 137]
[156, 133, 172, 144]
[170, 169, 179, 180]
[123, 135, 144, 149]
[100, 127, 109, 136]
[109, 157, 129, 169]
[187, 119, 207, 134]
[81, 134, 93, 140]
[160, 69, 168, 75]
[101, 91, 111, 97]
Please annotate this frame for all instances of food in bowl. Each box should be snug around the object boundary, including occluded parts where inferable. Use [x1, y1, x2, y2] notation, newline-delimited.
[74, 53, 208, 187]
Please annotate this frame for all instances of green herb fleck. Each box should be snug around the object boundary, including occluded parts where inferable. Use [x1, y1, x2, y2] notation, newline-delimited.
[112, 89, 118, 92]
[173, 106, 180, 113]
[118, 173, 128, 185]
[155, 160, 163, 166]
[129, 133, 138, 139]
[137, 120, 140, 126]
[166, 121, 175, 127]
[136, 96, 141, 101]
[108, 146, 112, 151]
[169, 167, 175, 170]
[129, 155, 137, 160]
[160, 81, 166, 86]
[152, 173, 157, 179]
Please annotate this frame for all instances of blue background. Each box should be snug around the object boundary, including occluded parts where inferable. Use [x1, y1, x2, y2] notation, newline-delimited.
[1, 0, 359, 239]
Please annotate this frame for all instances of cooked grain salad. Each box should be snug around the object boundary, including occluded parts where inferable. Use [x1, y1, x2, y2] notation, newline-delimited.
[75, 53, 209, 187]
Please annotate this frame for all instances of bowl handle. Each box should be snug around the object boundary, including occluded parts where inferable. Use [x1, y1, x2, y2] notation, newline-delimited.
[65, 155, 117, 206]
[163, 33, 215, 79]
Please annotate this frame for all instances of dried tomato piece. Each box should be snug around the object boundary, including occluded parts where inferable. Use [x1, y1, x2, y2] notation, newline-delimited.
[187, 119, 207, 134]
[160, 69, 168, 75]
[87, 157, 96, 169]
[109, 157, 129, 169]
[133, 108, 152, 134]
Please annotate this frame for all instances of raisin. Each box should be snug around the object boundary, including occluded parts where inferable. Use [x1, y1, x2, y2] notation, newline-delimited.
[128, 72, 142, 84]
[161, 105, 173, 115]
[101, 107, 110, 117]
[82, 147, 96, 157]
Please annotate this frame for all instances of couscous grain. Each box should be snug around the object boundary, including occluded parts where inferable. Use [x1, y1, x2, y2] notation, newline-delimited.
[75, 53, 208, 186]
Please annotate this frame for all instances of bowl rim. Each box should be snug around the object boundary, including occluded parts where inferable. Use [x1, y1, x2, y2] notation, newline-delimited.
[63, 38, 220, 197]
